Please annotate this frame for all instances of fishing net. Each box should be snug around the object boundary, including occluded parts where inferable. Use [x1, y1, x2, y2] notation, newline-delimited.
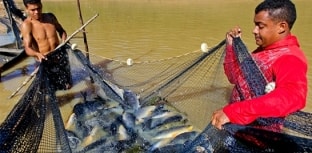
[99, 40, 230, 130]
[0, 32, 312, 152]
[0, 47, 72, 153]
[0, 0, 25, 80]
[1, 0, 24, 48]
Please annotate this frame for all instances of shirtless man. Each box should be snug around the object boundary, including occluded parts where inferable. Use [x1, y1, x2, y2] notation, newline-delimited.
[21, 0, 67, 62]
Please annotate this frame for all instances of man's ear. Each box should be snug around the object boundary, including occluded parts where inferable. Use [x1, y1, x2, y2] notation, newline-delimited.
[278, 21, 287, 34]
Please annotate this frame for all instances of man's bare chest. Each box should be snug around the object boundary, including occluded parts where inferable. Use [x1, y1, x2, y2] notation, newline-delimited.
[31, 22, 57, 40]
[31, 15, 57, 38]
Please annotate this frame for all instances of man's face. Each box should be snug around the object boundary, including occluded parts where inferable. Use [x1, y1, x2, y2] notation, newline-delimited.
[252, 11, 282, 48]
[26, 3, 42, 20]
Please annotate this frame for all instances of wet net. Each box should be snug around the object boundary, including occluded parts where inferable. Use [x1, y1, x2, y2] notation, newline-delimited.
[0, 0, 25, 80]
[1, 0, 24, 47]
[0, 35, 312, 152]
[0, 48, 72, 153]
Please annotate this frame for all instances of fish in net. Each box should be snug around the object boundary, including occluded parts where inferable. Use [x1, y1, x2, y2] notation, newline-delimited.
[0, 36, 311, 152]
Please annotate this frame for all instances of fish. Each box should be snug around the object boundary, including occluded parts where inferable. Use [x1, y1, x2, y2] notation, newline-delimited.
[80, 125, 108, 147]
[149, 138, 173, 152]
[96, 79, 125, 102]
[195, 146, 209, 153]
[73, 100, 105, 121]
[65, 113, 88, 139]
[84, 117, 111, 133]
[151, 143, 185, 153]
[170, 131, 199, 145]
[105, 104, 124, 116]
[78, 137, 115, 153]
[134, 105, 157, 124]
[66, 131, 81, 150]
[118, 124, 130, 141]
[146, 111, 186, 129]
[123, 89, 141, 111]
[103, 100, 120, 110]
[65, 113, 78, 131]
[64, 88, 204, 152]
[134, 104, 166, 125]
[153, 125, 193, 140]
[119, 111, 136, 129]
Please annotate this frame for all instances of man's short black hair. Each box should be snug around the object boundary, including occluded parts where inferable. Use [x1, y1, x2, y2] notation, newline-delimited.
[255, 0, 296, 29]
[23, 0, 41, 7]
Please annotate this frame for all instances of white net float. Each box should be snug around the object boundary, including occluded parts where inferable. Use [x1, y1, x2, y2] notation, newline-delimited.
[71, 43, 78, 50]
[200, 43, 209, 52]
[126, 58, 134, 66]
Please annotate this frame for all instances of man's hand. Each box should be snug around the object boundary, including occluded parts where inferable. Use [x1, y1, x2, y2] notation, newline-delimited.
[226, 26, 242, 46]
[35, 52, 47, 62]
[211, 109, 230, 130]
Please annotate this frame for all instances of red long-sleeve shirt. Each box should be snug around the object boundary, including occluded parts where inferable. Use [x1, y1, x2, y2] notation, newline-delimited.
[223, 35, 308, 125]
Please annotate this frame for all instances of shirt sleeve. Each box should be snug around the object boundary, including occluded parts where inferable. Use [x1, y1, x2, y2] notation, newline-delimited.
[223, 55, 308, 125]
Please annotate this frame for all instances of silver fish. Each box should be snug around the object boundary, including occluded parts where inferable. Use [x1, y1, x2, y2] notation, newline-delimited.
[96, 80, 125, 102]
[84, 117, 111, 133]
[151, 143, 185, 153]
[118, 124, 130, 141]
[66, 131, 81, 150]
[121, 111, 136, 129]
[81, 125, 108, 147]
[147, 111, 185, 129]
[73, 100, 104, 121]
[123, 89, 141, 111]
[134, 105, 157, 124]
[153, 125, 193, 140]
[65, 113, 78, 131]
[170, 131, 199, 145]
[65, 113, 87, 139]
[149, 138, 173, 152]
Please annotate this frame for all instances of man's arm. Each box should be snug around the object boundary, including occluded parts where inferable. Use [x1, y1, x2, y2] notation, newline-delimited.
[56, 22, 67, 43]
[223, 27, 242, 84]
[212, 27, 242, 130]
[213, 55, 307, 129]
[223, 55, 307, 124]
[50, 13, 67, 42]
[21, 21, 46, 62]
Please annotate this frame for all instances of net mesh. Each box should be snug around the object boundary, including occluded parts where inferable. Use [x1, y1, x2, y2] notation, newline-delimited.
[0, 35, 312, 152]
[0, 48, 72, 153]
[232, 37, 267, 98]
[94, 40, 230, 129]
[1, 0, 24, 47]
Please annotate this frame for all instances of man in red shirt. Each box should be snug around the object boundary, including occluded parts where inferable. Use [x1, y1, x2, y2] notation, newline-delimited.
[211, 0, 308, 130]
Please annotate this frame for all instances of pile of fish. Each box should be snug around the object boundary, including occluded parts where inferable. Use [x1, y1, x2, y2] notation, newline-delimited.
[64, 90, 212, 153]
